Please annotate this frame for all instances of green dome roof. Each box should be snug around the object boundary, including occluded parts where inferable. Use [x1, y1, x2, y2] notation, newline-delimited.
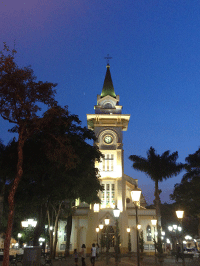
[101, 64, 116, 98]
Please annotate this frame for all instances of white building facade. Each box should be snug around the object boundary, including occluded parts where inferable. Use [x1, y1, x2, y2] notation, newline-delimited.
[57, 64, 156, 254]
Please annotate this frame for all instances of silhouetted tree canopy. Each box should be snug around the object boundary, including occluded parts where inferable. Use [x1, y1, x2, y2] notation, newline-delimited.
[2, 105, 102, 250]
[171, 148, 200, 219]
[0, 43, 57, 266]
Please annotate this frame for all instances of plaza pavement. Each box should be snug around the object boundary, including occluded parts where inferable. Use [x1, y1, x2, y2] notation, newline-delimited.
[0, 254, 200, 266]
[51, 255, 200, 266]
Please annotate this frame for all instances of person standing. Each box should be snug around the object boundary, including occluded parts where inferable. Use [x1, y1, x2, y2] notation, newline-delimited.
[96, 244, 99, 260]
[81, 244, 86, 266]
[176, 245, 181, 262]
[74, 249, 78, 266]
[90, 243, 96, 266]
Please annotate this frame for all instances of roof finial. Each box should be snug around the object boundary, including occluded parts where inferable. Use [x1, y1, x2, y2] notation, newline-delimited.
[104, 54, 112, 66]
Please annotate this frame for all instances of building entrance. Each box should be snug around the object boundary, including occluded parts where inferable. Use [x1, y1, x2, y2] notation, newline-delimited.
[101, 226, 115, 249]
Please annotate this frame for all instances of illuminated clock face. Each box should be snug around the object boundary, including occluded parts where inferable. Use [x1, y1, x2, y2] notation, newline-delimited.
[104, 135, 113, 144]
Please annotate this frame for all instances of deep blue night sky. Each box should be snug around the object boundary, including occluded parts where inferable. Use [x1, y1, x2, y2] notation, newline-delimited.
[1, 0, 200, 204]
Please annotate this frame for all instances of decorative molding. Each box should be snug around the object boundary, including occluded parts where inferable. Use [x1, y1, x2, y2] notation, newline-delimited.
[127, 209, 156, 216]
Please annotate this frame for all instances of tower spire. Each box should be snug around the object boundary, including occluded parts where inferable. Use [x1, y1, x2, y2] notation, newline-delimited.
[101, 59, 116, 98]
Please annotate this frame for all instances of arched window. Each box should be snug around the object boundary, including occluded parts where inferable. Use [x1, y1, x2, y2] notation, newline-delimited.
[146, 225, 151, 241]
[101, 182, 115, 208]
[104, 102, 113, 109]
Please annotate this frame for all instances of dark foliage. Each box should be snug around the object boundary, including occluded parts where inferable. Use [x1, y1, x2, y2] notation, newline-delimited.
[171, 148, 200, 235]
[0, 43, 57, 266]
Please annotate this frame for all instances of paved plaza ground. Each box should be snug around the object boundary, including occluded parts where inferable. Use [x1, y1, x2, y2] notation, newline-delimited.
[1, 254, 200, 266]
[51, 255, 200, 266]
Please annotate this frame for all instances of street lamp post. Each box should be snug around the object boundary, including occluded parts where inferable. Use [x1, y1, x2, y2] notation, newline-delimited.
[21, 219, 37, 246]
[176, 210, 185, 266]
[113, 206, 120, 266]
[137, 224, 141, 230]
[104, 217, 110, 265]
[21, 219, 37, 228]
[168, 224, 182, 252]
[151, 218, 157, 257]
[96, 227, 99, 245]
[137, 225, 143, 256]
[17, 233, 22, 248]
[99, 223, 104, 254]
[173, 225, 177, 252]
[131, 189, 141, 266]
[173, 225, 178, 252]
[161, 231, 165, 252]
[126, 227, 131, 252]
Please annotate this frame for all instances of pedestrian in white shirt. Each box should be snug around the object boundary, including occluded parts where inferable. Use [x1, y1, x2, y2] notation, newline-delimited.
[90, 243, 96, 266]
[81, 244, 86, 266]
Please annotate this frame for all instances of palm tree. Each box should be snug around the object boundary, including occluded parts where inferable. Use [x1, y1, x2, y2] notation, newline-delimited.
[129, 147, 184, 252]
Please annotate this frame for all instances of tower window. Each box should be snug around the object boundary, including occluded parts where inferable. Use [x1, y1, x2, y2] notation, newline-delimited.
[146, 225, 152, 241]
[104, 102, 112, 109]
[100, 154, 114, 172]
[101, 182, 115, 208]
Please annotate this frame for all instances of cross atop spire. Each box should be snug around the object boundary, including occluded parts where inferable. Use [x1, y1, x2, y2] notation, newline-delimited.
[104, 54, 112, 65]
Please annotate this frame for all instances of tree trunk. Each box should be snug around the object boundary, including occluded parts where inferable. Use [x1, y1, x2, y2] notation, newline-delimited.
[33, 204, 47, 246]
[198, 216, 200, 237]
[0, 183, 5, 231]
[47, 209, 53, 257]
[3, 129, 25, 266]
[154, 180, 161, 227]
[32, 225, 41, 247]
[154, 180, 162, 253]
[52, 202, 62, 258]
[65, 214, 72, 257]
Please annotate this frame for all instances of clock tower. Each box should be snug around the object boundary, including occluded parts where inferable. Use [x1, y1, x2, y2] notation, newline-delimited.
[87, 63, 130, 211]
[57, 63, 156, 255]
